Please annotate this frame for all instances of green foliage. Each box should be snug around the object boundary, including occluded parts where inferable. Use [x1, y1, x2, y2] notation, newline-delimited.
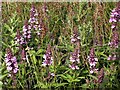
[1, 2, 120, 89]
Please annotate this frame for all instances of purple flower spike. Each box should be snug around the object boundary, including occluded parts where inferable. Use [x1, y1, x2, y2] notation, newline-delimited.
[21, 49, 27, 60]
[107, 54, 117, 61]
[109, 3, 120, 31]
[69, 48, 80, 70]
[23, 20, 31, 42]
[29, 4, 38, 25]
[29, 4, 41, 36]
[69, 63, 79, 70]
[5, 48, 19, 75]
[88, 48, 98, 74]
[97, 68, 104, 83]
[94, 68, 104, 84]
[15, 30, 25, 45]
[42, 3, 48, 13]
[109, 7, 120, 23]
[108, 2, 120, 60]
[71, 27, 80, 44]
[42, 44, 53, 67]
[108, 31, 119, 49]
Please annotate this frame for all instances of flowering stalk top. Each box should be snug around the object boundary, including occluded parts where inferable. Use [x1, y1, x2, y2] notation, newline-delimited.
[108, 2, 120, 60]
[42, 3, 48, 14]
[109, 5, 120, 25]
[108, 3, 120, 48]
[21, 48, 27, 61]
[97, 68, 104, 83]
[15, 29, 25, 45]
[108, 31, 119, 49]
[107, 53, 117, 61]
[71, 27, 80, 44]
[5, 48, 19, 75]
[23, 20, 31, 43]
[29, 4, 39, 26]
[109, 3, 120, 32]
[42, 44, 53, 67]
[29, 4, 41, 36]
[69, 48, 80, 70]
[88, 48, 98, 74]
[94, 68, 104, 84]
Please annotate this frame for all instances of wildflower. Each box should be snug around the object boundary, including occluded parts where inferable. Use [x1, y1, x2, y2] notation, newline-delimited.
[15, 30, 25, 45]
[109, 8, 120, 23]
[109, 3, 120, 31]
[108, 2, 120, 47]
[107, 54, 117, 61]
[69, 63, 79, 70]
[44, 72, 55, 81]
[42, 3, 48, 13]
[108, 2, 120, 60]
[108, 31, 119, 49]
[70, 27, 80, 44]
[88, 48, 98, 74]
[21, 48, 27, 60]
[98, 68, 104, 83]
[5, 48, 19, 75]
[22, 20, 31, 42]
[69, 48, 80, 70]
[29, 4, 41, 36]
[50, 73, 55, 77]
[29, 4, 38, 25]
[94, 68, 104, 84]
[42, 44, 53, 67]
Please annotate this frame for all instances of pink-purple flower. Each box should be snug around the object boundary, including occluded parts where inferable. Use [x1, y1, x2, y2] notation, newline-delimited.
[5, 48, 19, 75]
[107, 54, 117, 61]
[109, 7, 120, 24]
[22, 20, 31, 42]
[108, 31, 119, 49]
[29, 5, 38, 26]
[42, 44, 53, 67]
[69, 48, 80, 70]
[15, 30, 25, 45]
[21, 48, 27, 60]
[109, 5, 120, 31]
[108, 3, 120, 48]
[28, 5, 41, 36]
[88, 48, 98, 74]
[70, 27, 80, 44]
[108, 3, 120, 60]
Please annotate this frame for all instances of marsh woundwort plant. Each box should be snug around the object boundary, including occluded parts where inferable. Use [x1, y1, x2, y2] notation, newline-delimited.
[88, 48, 98, 74]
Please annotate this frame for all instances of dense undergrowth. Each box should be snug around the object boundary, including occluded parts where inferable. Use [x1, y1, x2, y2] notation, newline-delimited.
[0, 2, 120, 89]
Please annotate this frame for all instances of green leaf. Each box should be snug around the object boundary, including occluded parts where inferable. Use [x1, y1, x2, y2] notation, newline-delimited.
[32, 55, 37, 65]
[66, 74, 72, 79]
[4, 23, 11, 31]
[22, 67, 25, 76]
[37, 82, 48, 88]
[0, 81, 3, 89]
[71, 79, 80, 82]
[99, 52, 108, 58]
[28, 50, 36, 55]
[88, 75, 98, 80]
[0, 74, 8, 80]
[18, 80, 24, 88]
[78, 77, 85, 79]
[34, 71, 38, 81]
[52, 83, 68, 88]
[36, 49, 45, 55]
[57, 74, 67, 79]
[79, 84, 89, 88]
